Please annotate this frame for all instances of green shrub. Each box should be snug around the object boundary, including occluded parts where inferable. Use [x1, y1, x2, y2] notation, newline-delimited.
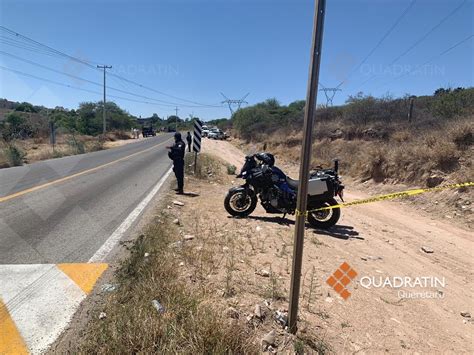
[231, 88, 474, 141]
[4, 144, 26, 166]
[431, 87, 474, 119]
[226, 164, 237, 175]
[1, 112, 33, 140]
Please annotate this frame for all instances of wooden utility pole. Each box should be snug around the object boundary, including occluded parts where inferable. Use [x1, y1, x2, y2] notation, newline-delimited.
[288, 0, 326, 334]
[49, 120, 56, 151]
[408, 96, 415, 122]
[175, 106, 179, 131]
[97, 65, 112, 134]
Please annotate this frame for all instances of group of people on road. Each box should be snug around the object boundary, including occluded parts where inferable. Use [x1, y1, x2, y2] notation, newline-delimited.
[167, 131, 193, 195]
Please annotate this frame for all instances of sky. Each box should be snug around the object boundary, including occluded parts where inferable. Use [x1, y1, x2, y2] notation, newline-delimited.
[0, 0, 472, 121]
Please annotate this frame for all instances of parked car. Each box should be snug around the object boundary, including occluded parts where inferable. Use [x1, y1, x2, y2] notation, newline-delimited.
[208, 128, 225, 140]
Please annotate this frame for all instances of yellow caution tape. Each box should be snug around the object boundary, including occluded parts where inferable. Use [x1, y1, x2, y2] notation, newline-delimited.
[309, 182, 474, 212]
[295, 209, 308, 217]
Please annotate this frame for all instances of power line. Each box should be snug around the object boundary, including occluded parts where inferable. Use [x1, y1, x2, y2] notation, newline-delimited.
[0, 50, 220, 108]
[107, 72, 221, 107]
[0, 36, 63, 56]
[373, 34, 473, 90]
[0, 26, 221, 108]
[0, 65, 217, 110]
[0, 28, 99, 70]
[388, 0, 467, 66]
[0, 38, 70, 60]
[353, 0, 468, 91]
[336, 0, 417, 88]
[0, 65, 105, 96]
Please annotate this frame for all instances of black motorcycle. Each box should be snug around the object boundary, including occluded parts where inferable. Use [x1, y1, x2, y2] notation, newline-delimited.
[224, 153, 344, 229]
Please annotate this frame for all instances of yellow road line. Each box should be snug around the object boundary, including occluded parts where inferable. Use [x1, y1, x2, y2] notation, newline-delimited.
[0, 138, 172, 204]
[57, 263, 108, 295]
[0, 299, 28, 355]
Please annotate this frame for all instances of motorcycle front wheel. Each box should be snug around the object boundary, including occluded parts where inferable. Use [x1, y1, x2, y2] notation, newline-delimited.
[307, 198, 340, 229]
[224, 189, 257, 217]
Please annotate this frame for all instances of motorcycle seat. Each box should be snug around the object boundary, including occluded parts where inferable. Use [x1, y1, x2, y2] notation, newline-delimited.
[286, 176, 299, 190]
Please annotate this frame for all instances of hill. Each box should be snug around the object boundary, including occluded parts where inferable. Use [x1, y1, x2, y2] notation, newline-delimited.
[231, 87, 473, 188]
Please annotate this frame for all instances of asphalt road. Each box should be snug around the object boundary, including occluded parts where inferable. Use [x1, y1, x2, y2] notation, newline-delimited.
[0, 134, 173, 264]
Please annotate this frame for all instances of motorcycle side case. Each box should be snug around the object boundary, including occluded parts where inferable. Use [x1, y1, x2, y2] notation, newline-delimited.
[308, 177, 329, 195]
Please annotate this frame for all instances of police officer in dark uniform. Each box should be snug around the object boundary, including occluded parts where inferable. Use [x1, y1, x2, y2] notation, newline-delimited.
[167, 132, 186, 194]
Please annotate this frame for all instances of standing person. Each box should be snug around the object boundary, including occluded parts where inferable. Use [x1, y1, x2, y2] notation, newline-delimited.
[186, 131, 192, 152]
[167, 132, 186, 194]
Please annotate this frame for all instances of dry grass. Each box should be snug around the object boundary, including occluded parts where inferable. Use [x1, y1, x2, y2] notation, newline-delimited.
[0, 133, 116, 168]
[184, 152, 224, 180]
[74, 208, 258, 354]
[252, 116, 473, 187]
[73, 154, 329, 354]
[104, 131, 132, 141]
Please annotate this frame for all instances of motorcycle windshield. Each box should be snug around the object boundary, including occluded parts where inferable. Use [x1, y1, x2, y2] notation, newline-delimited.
[240, 157, 257, 176]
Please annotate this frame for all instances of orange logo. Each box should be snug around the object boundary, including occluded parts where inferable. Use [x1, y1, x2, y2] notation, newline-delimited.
[326, 262, 358, 300]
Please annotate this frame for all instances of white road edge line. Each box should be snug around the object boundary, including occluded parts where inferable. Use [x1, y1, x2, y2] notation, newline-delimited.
[88, 167, 172, 263]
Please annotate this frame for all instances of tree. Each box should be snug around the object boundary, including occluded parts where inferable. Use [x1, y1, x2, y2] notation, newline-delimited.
[1, 112, 32, 140]
[431, 89, 460, 119]
[77, 102, 101, 135]
[150, 113, 163, 126]
[288, 100, 305, 112]
[344, 93, 385, 124]
[434, 88, 451, 96]
[15, 102, 38, 113]
[52, 111, 77, 133]
[74, 101, 135, 135]
[167, 115, 182, 123]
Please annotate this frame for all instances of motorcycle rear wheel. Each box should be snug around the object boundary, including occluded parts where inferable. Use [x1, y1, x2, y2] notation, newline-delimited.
[224, 189, 257, 217]
[307, 198, 340, 229]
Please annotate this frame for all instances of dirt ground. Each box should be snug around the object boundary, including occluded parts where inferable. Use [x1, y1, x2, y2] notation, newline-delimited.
[170, 138, 473, 353]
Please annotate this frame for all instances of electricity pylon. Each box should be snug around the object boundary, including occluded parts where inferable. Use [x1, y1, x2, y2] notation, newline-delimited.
[319, 87, 341, 106]
[220, 92, 249, 116]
